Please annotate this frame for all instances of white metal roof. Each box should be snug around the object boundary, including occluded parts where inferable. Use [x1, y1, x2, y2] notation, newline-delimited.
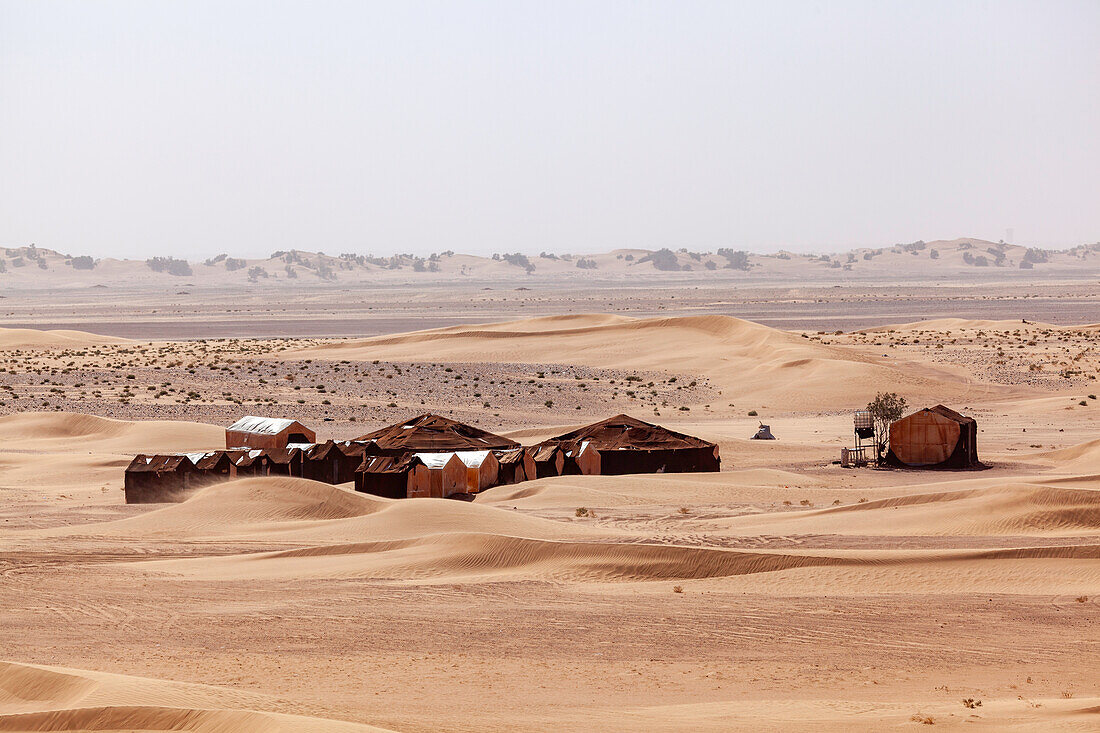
[413, 452, 462, 469]
[227, 416, 301, 435]
[454, 450, 493, 468]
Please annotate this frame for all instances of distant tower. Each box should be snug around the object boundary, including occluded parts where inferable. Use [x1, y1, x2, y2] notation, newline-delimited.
[1006, 228, 1014, 245]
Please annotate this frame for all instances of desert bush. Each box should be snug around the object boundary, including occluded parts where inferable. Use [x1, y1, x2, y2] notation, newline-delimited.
[866, 391, 908, 458]
[146, 257, 192, 276]
[717, 248, 750, 270]
[638, 248, 681, 271]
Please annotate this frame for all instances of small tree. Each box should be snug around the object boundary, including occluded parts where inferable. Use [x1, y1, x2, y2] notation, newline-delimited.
[867, 391, 907, 461]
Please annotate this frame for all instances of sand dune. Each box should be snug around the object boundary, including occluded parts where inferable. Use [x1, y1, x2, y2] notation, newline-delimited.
[0, 661, 389, 732]
[600, 696, 1100, 732]
[857, 317, 1099, 333]
[477, 467, 830, 508]
[1042, 439, 1100, 473]
[0, 452, 126, 491]
[39, 476, 609, 543]
[286, 314, 990, 409]
[0, 412, 223, 453]
[0, 327, 128, 350]
[856, 318, 1060, 332]
[131, 530, 1100, 595]
[717, 483, 1100, 537]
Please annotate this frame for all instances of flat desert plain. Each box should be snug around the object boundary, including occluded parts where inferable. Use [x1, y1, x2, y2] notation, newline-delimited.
[1, 279, 1098, 732]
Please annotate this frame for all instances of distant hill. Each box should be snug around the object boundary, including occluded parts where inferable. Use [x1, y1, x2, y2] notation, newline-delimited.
[0, 239, 1096, 289]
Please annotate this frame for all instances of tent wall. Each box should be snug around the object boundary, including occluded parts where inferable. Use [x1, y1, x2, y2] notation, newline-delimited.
[124, 467, 200, 504]
[355, 471, 409, 499]
[887, 408, 980, 469]
[425, 457, 466, 498]
[595, 446, 721, 475]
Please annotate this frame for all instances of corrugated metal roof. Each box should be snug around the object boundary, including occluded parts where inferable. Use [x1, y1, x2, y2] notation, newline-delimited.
[227, 416, 301, 435]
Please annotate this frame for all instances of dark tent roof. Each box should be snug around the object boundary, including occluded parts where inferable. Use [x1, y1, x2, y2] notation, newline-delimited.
[494, 448, 527, 465]
[189, 451, 232, 470]
[529, 444, 562, 462]
[302, 441, 349, 460]
[227, 449, 264, 467]
[264, 446, 304, 465]
[337, 440, 376, 457]
[750, 424, 776, 440]
[924, 404, 976, 425]
[546, 414, 715, 450]
[126, 454, 195, 473]
[357, 454, 423, 474]
[353, 414, 519, 451]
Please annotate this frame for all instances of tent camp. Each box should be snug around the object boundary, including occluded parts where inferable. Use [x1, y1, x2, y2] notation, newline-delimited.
[355, 455, 431, 498]
[540, 414, 720, 475]
[354, 414, 519, 455]
[226, 416, 316, 451]
[886, 405, 980, 469]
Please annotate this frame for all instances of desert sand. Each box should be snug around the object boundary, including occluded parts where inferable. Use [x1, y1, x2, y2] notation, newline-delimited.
[1, 281, 1098, 731]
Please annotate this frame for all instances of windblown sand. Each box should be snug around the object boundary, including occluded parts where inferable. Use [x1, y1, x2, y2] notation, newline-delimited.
[0, 308, 1098, 731]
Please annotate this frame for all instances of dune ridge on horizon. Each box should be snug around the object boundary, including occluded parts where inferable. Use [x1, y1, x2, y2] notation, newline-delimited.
[285, 313, 1003, 410]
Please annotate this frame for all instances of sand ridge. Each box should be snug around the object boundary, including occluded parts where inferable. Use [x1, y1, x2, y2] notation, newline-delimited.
[287, 313, 997, 410]
[0, 661, 391, 732]
[0, 327, 128, 350]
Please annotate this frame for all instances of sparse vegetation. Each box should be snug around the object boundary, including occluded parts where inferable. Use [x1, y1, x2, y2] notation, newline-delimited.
[866, 391, 908, 460]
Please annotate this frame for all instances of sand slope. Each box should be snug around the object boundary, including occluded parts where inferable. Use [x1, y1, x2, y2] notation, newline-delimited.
[130, 530, 1100, 595]
[0, 412, 223, 453]
[0, 661, 391, 732]
[718, 483, 1100, 537]
[0, 327, 127, 349]
[287, 314, 987, 409]
[35, 476, 613, 543]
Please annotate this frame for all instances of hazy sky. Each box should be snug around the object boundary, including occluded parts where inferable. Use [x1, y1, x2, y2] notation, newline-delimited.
[2, 1, 1098, 259]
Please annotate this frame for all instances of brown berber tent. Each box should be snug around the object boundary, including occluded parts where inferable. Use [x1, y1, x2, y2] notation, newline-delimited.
[188, 451, 234, 481]
[494, 448, 536, 485]
[300, 441, 360, 484]
[264, 446, 306, 477]
[886, 405, 981, 469]
[228, 449, 269, 477]
[355, 455, 431, 498]
[540, 414, 721, 475]
[527, 444, 565, 478]
[124, 454, 200, 503]
[225, 416, 316, 451]
[353, 414, 520, 455]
